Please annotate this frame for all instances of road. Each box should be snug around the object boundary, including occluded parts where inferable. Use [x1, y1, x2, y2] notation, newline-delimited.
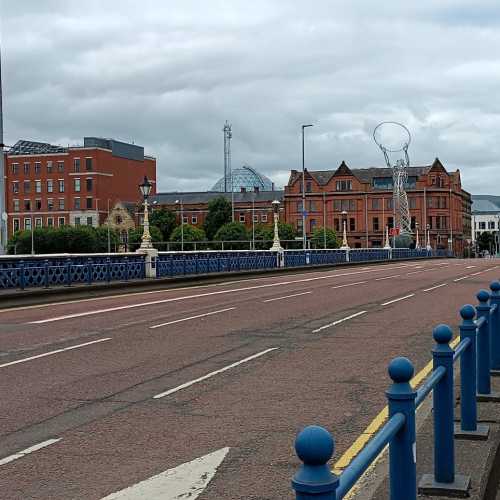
[0, 258, 498, 499]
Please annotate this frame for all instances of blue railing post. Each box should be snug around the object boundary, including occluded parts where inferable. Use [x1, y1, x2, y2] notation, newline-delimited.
[459, 305, 478, 433]
[106, 257, 111, 283]
[476, 290, 492, 395]
[19, 260, 25, 290]
[65, 258, 72, 286]
[86, 258, 93, 285]
[43, 259, 50, 288]
[124, 257, 129, 281]
[432, 325, 455, 483]
[291, 425, 338, 499]
[386, 357, 417, 500]
[489, 281, 500, 372]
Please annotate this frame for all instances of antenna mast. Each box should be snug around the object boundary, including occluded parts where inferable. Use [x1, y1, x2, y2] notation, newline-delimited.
[223, 121, 232, 193]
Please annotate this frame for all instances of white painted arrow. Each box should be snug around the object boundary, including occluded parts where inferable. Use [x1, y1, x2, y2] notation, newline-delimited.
[101, 447, 230, 500]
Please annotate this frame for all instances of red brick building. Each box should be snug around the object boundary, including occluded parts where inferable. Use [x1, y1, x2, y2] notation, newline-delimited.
[5, 138, 156, 237]
[284, 159, 472, 255]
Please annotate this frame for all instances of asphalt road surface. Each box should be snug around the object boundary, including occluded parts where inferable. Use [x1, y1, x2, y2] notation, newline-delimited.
[0, 258, 498, 499]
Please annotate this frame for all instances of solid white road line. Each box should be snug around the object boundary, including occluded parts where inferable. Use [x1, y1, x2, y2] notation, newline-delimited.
[263, 291, 312, 303]
[27, 265, 423, 324]
[331, 281, 367, 289]
[465, 266, 476, 269]
[374, 274, 400, 281]
[150, 308, 236, 329]
[312, 311, 367, 333]
[381, 294, 415, 306]
[153, 347, 278, 399]
[0, 338, 112, 369]
[423, 283, 448, 292]
[0, 439, 61, 466]
[101, 447, 230, 500]
[406, 271, 422, 276]
[453, 276, 469, 282]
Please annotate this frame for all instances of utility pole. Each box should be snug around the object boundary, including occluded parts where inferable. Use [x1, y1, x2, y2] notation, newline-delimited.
[0, 46, 7, 254]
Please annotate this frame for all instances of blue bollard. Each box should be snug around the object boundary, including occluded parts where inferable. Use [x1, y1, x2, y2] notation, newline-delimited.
[489, 282, 500, 372]
[291, 425, 338, 499]
[476, 290, 492, 395]
[386, 357, 417, 500]
[432, 325, 455, 483]
[459, 305, 478, 432]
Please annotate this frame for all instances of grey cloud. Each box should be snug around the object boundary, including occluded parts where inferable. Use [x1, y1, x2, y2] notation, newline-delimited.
[1, 0, 500, 194]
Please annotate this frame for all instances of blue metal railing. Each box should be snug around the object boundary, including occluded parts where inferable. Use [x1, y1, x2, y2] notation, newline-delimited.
[292, 279, 500, 499]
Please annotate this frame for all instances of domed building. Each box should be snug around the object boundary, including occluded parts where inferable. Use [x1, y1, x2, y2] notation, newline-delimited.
[211, 165, 275, 193]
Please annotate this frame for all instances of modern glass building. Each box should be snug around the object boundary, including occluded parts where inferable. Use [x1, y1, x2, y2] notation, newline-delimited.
[211, 165, 275, 193]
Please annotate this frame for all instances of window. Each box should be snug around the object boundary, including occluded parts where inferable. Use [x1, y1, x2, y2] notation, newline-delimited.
[297, 218, 303, 236]
[13, 199, 20, 212]
[58, 217, 65, 226]
[261, 214, 268, 223]
[57, 161, 64, 172]
[23, 163, 30, 175]
[182, 216, 188, 224]
[74, 198, 81, 209]
[12, 182, 19, 194]
[296, 201, 303, 212]
[239, 214, 245, 223]
[24, 218, 32, 231]
[75, 217, 81, 226]
[34, 162, 41, 174]
[371, 198, 381, 210]
[334, 218, 340, 232]
[478, 221, 486, 230]
[58, 180, 65, 192]
[349, 218, 355, 231]
[86, 197, 92, 209]
[35, 199, 42, 210]
[59, 198, 65, 210]
[388, 216, 394, 229]
[489, 221, 496, 230]
[47, 161, 53, 173]
[48, 199, 54, 211]
[85, 158, 93, 171]
[308, 200, 316, 212]
[306, 181, 312, 193]
[253, 214, 259, 223]
[47, 217, 54, 227]
[373, 217, 380, 231]
[386, 199, 394, 210]
[336, 180, 352, 191]
[411, 216, 416, 230]
[87, 216, 93, 226]
[24, 199, 31, 211]
[13, 218, 20, 233]
[373, 177, 393, 190]
[35, 180, 42, 193]
[192, 216, 198, 224]
[428, 216, 433, 229]
[438, 197, 447, 209]
[86, 178, 93, 191]
[310, 219, 317, 232]
[74, 158, 81, 172]
[11, 163, 19, 175]
[35, 217, 42, 228]
[74, 178, 81, 192]
[47, 179, 53, 193]
[408, 198, 417, 209]
[24, 180, 31, 193]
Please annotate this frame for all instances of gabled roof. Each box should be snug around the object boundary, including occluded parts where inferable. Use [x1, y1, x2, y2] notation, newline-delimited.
[150, 190, 284, 205]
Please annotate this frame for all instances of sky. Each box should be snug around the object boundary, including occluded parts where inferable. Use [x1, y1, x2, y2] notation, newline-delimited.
[1, 0, 500, 195]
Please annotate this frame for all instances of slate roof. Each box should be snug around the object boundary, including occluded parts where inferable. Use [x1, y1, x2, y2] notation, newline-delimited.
[472, 195, 500, 213]
[150, 190, 284, 205]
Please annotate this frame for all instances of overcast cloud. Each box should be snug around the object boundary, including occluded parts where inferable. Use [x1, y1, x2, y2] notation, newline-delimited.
[1, 0, 500, 194]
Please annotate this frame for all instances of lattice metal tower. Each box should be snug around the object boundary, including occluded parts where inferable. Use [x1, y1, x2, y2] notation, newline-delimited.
[223, 121, 232, 193]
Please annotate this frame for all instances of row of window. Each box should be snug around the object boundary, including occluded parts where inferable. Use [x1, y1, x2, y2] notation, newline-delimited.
[179, 214, 269, 225]
[12, 178, 93, 194]
[12, 216, 94, 233]
[10, 158, 93, 175]
[475, 221, 498, 230]
[12, 197, 94, 211]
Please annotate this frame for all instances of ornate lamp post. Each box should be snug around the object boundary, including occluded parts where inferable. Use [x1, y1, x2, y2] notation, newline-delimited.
[340, 210, 349, 250]
[384, 225, 391, 249]
[270, 200, 283, 251]
[415, 222, 420, 249]
[138, 176, 153, 250]
[426, 223, 432, 251]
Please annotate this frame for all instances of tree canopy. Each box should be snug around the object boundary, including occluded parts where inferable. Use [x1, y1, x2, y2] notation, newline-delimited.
[203, 196, 232, 240]
[149, 208, 177, 241]
[214, 222, 249, 249]
[170, 224, 206, 250]
[310, 227, 339, 249]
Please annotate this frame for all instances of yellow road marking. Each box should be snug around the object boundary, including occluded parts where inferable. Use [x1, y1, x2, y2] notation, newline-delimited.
[333, 336, 461, 496]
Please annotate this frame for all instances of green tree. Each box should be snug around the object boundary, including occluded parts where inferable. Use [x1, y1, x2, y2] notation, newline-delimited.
[170, 224, 206, 251]
[277, 222, 297, 247]
[127, 225, 163, 250]
[310, 227, 339, 249]
[94, 226, 121, 253]
[204, 196, 232, 240]
[254, 224, 273, 250]
[477, 231, 496, 253]
[214, 222, 249, 249]
[150, 208, 177, 241]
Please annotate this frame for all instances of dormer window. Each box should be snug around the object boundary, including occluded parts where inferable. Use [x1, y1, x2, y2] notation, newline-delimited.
[336, 180, 352, 191]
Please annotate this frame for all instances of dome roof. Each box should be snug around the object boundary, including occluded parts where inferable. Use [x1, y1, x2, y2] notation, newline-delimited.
[211, 165, 274, 192]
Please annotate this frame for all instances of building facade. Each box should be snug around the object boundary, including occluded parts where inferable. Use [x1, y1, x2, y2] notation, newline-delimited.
[284, 158, 472, 255]
[5, 138, 156, 237]
[471, 195, 500, 254]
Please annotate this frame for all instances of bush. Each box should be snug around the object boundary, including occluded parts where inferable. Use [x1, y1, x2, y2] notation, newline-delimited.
[170, 224, 206, 251]
[127, 225, 163, 250]
[310, 227, 339, 249]
[214, 222, 249, 250]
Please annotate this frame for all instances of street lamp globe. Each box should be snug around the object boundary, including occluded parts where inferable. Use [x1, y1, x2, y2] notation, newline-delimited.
[139, 176, 152, 199]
